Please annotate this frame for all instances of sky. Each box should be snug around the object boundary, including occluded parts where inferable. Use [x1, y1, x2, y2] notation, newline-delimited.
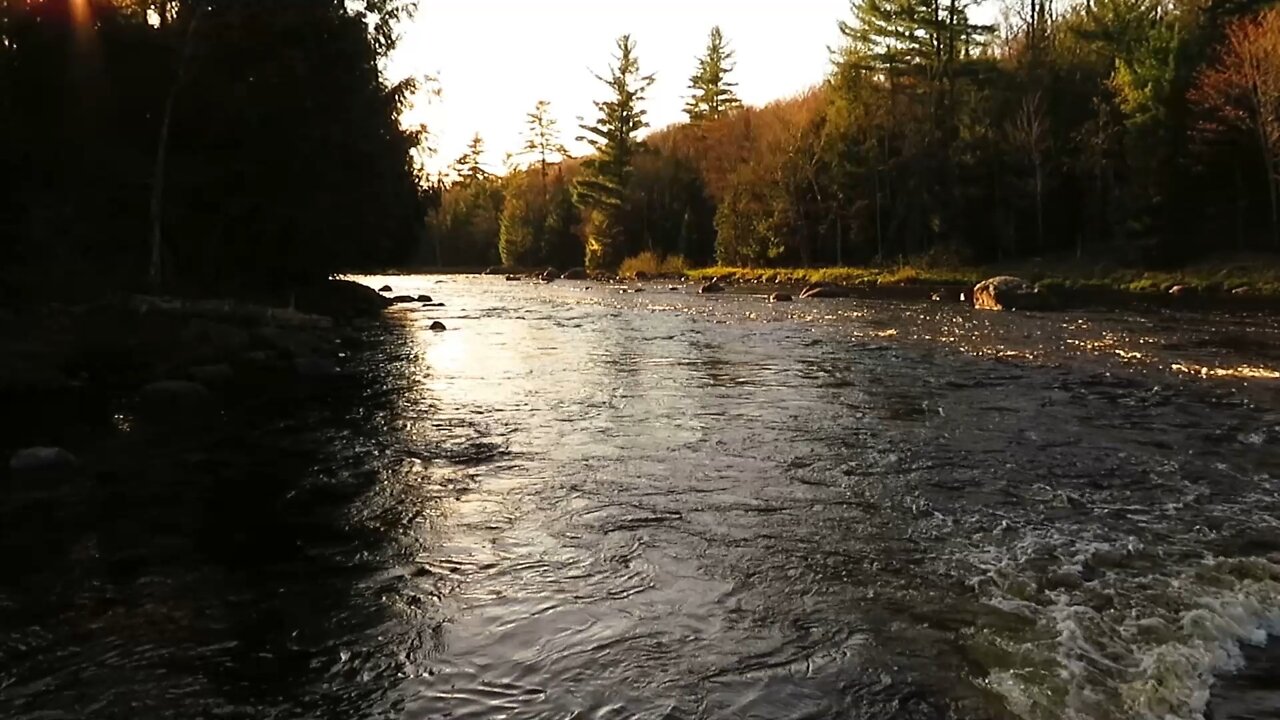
[390, 0, 852, 176]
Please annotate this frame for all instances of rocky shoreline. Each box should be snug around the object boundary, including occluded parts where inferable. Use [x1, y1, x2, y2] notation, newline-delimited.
[1, 279, 394, 482]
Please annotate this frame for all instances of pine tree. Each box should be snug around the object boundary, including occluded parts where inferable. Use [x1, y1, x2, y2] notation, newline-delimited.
[685, 26, 743, 122]
[452, 132, 493, 183]
[574, 34, 655, 271]
[522, 100, 570, 194]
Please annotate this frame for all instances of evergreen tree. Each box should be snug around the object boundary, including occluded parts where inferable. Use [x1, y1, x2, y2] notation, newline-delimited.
[685, 26, 743, 122]
[574, 34, 655, 271]
[522, 100, 570, 193]
[452, 132, 493, 183]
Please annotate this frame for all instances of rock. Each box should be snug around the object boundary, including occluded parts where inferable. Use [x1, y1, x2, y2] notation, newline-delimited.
[138, 379, 214, 415]
[1233, 286, 1252, 296]
[378, 285, 393, 292]
[9, 447, 78, 474]
[187, 364, 234, 385]
[1169, 284, 1198, 297]
[561, 268, 588, 280]
[769, 292, 793, 302]
[482, 266, 513, 276]
[668, 286, 680, 291]
[972, 276, 1046, 311]
[799, 283, 852, 299]
[180, 319, 251, 362]
[1043, 570, 1085, 592]
[633, 271, 651, 281]
[699, 280, 726, 294]
[505, 275, 521, 282]
[540, 267, 560, 281]
[390, 295, 418, 304]
[421, 302, 444, 308]
[294, 356, 339, 377]
[295, 279, 392, 319]
[416, 295, 433, 303]
[429, 321, 447, 332]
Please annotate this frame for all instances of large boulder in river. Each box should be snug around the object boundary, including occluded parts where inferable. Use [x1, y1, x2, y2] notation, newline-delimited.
[561, 268, 588, 280]
[138, 379, 214, 416]
[699, 280, 726, 294]
[389, 295, 419, 304]
[539, 267, 560, 281]
[972, 276, 1048, 311]
[294, 279, 391, 319]
[799, 283, 852, 299]
[769, 292, 793, 302]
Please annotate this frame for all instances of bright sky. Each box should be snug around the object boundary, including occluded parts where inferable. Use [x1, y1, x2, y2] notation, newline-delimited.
[391, 0, 852, 175]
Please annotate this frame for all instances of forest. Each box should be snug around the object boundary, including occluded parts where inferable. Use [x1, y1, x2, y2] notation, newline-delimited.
[5, 0, 1280, 297]
[433, 0, 1280, 276]
[1, 0, 430, 302]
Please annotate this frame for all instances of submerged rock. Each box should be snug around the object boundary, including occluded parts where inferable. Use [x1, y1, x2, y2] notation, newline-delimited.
[389, 295, 418, 304]
[972, 276, 1047, 311]
[416, 295, 433, 303]
[799, 283, 851, 299]
[769, 292, 793, 302]
[377, 284, 393, 293]
[429, 321, 447, 332]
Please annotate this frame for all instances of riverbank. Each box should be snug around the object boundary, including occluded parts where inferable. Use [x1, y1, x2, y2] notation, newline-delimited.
[686, 256, 1280, 301]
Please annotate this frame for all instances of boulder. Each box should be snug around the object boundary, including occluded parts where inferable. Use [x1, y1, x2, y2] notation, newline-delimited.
[378, 285, 393, 292]
[138, 379, 214, 415]
[187, 364, 234, 385]
[769, 292, 793, 302]
[971, 276, 1045, 311]
[421, 302, 444, 308]
[390, 295, 419, 304]
[799, 283, 852, 299]
[699, 280, 726, 294]
[1233, 286, 1252, 296]
[540, 267, 560, 281]
[633, 271, 651, 281]
[295, 279, 392, 319]
[9, 447, 78, 474]
[294, 357, 340, 377]
[416, 295, 433, 303]
[180, 319, 251, 359]
[482, 266, 511, 276]
[561, 268, 588, 280]
[429, 321, 447, 332]
[1169, 284, 1198, 297]
[505, 275, 521, 282]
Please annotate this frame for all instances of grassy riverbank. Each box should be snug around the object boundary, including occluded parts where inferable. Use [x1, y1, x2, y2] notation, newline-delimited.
[685, 256, 1280, 297]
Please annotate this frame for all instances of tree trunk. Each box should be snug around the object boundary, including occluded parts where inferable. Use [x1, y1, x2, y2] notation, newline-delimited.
[148, 9, 202, 292]
[1034, 160, 1044, 252]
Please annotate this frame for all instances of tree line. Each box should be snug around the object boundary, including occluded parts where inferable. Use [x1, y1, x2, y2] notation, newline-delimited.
[432, 0, 1280, 273]
[1, 0, 431, 302]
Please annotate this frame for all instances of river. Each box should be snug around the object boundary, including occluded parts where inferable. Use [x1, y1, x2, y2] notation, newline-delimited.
[3, 275, 1280, 719]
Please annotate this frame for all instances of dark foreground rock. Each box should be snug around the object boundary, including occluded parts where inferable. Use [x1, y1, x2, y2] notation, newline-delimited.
[972, 276, 1052, 311]
[770, 292, 793, 302]
[295, 279, 391, 319]
[9, 447, 78, 474]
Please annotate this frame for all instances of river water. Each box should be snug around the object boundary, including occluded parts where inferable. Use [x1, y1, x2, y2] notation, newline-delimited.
[3, 275, 1280, 719]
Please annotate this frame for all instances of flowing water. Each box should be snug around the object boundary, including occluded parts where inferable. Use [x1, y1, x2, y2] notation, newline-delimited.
[3, 275, 1280, 719]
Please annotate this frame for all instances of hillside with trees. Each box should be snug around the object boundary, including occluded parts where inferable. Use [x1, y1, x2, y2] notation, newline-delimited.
[428, 0, 1280, 276]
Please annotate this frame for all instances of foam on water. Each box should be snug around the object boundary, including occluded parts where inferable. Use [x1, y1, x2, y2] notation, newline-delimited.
[968, 528, 1280, 720]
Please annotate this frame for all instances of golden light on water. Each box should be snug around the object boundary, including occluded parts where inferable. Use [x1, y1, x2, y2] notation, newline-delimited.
[1172, 363, 1280, 380]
